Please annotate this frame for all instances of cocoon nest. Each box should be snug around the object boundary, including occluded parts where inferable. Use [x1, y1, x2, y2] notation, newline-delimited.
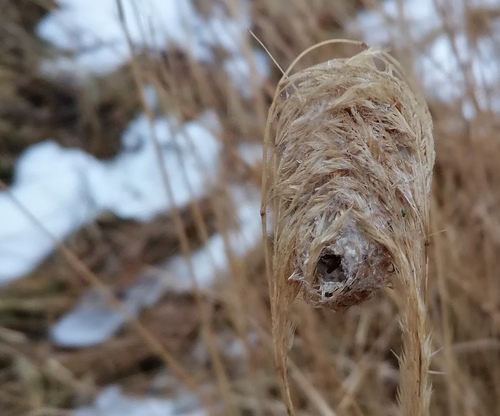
[263, 48, 434, 312]
[262, 46, 435, 415]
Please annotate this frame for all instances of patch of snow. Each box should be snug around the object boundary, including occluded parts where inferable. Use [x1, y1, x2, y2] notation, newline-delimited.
[142, 84, 159, 110]
[236, 141, 263, 168]
[51, 268, 167, 347]
[0, 111, 221, 284]
[51, 289, 135, 347]
[224, 49, 271, 99]
[73, 385, 205, 416]
[158, 185, 262, 292]
[93, 111, 221, 222]
[191, 329, 258, 369]
[37, 0, 268, 97]
[38, 0, 208, 72]
[134, 183, 263, 295]
[352, 0, 500, 117]
[0, 143, 99, 281]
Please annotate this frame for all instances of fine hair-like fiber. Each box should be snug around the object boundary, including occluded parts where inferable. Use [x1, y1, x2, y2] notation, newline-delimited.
[262, 46, 435, 415]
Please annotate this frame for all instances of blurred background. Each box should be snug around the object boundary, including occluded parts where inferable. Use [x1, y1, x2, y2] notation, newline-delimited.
[1, 0, 499, 415]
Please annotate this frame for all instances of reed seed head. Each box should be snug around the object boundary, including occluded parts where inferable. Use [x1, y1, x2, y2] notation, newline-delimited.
[265, 48, 435, 312]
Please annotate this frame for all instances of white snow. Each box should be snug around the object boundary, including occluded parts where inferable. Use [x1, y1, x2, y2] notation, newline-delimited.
[51, 289, 135, 347]
[74, 385, 205, 416]
[224, 49, 271, 99]
[50, 184, 262, 347]
[352, 0, 500, 117]
[92, 111, 221, 221]
[37, 0, 269, 97]
[0, 143, 99, 280]
[49, 270, 165, 347]
[236, 141, 263, 167]
[159, 184, 263, 290]
[0, 110, 221, 284]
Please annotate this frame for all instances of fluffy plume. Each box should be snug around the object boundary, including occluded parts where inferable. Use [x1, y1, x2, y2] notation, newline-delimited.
[262, 46, 435, 415]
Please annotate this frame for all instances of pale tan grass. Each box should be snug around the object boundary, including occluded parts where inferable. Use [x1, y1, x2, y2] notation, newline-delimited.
[262, 44, 435, 415]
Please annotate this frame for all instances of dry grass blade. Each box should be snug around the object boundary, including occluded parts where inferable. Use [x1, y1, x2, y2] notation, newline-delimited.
[114, 2, 238, 413]
[262, 45, 435, 415]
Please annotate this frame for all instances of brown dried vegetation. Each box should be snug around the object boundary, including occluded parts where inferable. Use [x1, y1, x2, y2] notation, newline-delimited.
[1, 1, 500, 416]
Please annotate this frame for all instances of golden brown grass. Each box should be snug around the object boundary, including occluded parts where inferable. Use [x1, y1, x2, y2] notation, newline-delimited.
[1, 1, 500, 415]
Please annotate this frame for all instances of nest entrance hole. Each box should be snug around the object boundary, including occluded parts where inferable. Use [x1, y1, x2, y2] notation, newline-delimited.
[321, 253, 342, 274]
[316, 253, 347, 297]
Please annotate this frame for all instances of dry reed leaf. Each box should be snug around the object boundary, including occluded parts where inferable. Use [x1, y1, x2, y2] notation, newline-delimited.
[262, 46, 435, 415]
